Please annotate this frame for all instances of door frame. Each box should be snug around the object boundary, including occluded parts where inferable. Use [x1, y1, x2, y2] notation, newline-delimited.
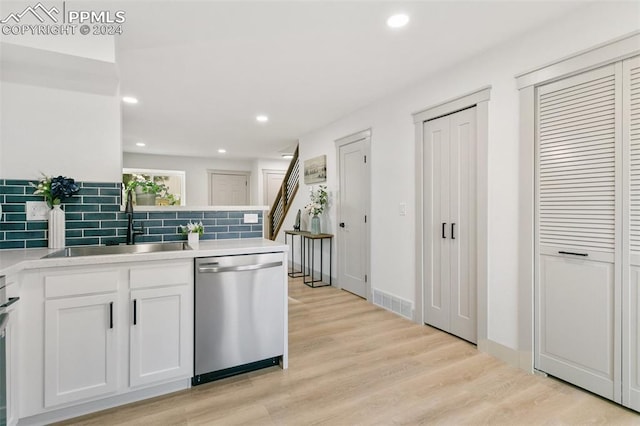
[335, 129, 371, 301]
[517, 32, 640, 375]
[207, 169, 251, 205]
[413, 87, 490, 347]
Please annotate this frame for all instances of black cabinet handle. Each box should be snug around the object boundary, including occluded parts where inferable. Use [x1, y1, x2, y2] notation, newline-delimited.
[133, 299, 137, 325]
[109, 302, 113, 329]
[442, 222, 447, 239]
[451, 223, 455, 240]
[558, 251, 588, 257]
[339, 222, 345, 228]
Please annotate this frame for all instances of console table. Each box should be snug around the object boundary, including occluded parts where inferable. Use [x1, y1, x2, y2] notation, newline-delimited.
[284, 230, 306, 278]
[284, 230, 333, 288]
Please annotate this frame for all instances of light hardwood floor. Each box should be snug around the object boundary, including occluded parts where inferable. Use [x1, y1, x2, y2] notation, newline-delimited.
[59, 277, 640, 425]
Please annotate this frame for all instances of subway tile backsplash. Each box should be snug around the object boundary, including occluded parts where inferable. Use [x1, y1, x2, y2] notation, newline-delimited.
[0, 180, 263, 250]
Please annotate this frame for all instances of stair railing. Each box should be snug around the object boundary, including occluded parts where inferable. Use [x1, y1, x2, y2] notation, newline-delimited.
[268, 145, 299, 240]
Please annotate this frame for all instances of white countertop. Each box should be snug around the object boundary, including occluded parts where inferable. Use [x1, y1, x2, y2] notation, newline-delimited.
[0, 239, 288, 276]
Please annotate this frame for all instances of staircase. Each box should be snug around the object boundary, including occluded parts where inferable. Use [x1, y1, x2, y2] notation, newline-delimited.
[268, 145, 300, 240]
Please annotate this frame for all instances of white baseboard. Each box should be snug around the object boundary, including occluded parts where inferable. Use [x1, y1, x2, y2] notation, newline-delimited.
[477, 339, 533, 373]
[519, 350, 534, 373]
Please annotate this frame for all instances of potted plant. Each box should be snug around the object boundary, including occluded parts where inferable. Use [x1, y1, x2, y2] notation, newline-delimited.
[125, 174, 168, 206]
[305, 185, 328, 235]
[181, 221, 204, 248]
[31, 174, 80, 249]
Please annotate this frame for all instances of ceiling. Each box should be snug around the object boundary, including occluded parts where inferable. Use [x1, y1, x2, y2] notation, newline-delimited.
[115, 0, 591, 160]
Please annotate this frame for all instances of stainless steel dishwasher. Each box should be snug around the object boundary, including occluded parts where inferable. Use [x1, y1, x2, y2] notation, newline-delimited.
[193, 252, 285, 385]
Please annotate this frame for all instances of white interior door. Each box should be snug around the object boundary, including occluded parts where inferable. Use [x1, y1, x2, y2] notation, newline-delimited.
[264, 171, 285, 208]
[209, 172, 249, 205]
[449, 108, 477, 342]
[337, 131, 370, 299]
[535, 64, 620, 402]
[423, 107, 477, 344]
[624, 55, 640, 411]
[425, 115, 451, 331]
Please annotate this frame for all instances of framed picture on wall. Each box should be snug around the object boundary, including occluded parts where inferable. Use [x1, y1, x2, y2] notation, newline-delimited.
[304, 155, 327, 184]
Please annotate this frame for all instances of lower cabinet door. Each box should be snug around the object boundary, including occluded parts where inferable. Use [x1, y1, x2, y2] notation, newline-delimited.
[536, 253, 619, 401]
[130, 285, 192, 387]
[44, 294, 118, 407]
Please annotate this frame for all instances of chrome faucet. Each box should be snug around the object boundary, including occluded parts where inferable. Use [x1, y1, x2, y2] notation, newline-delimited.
[125, 190, 144, 245]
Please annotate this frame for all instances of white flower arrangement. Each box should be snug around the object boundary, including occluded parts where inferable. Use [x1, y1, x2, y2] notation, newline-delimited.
[305, 185, 328, 216]
[180, 221, 204, 236]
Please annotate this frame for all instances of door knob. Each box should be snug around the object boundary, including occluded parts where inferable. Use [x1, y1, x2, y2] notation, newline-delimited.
[339, 222, 345, 228]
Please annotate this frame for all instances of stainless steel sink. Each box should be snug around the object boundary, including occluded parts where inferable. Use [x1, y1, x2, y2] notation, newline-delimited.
[42, 242, 191, 259]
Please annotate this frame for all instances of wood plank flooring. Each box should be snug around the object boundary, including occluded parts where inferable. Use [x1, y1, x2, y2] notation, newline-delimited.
[59, 277, 639, 425]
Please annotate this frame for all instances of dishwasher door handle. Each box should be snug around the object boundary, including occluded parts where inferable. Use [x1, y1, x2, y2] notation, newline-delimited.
[198, 261, 283, 273]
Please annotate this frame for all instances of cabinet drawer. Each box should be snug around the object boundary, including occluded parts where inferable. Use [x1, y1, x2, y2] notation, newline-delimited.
[45, 270, 119, 298]
[130, 262, 191, 289]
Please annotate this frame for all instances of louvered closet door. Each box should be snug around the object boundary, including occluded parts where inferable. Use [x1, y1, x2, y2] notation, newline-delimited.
[535, 64, 621, 402]
[624, 55, 640, 412]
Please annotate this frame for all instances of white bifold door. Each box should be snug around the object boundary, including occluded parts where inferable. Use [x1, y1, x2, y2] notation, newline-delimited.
[535, 56, 640, 412]
[624, 55, 640, 412]
[423, 107, 477, 344]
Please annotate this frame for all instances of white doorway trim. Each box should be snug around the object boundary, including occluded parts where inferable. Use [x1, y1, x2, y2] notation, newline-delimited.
[207, 169, 251, 205]
[335, 128, 371, 301]
[413, 86, 490, 346]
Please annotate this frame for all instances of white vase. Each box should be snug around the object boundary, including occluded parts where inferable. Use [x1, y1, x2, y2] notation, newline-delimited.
[188, 232, 200, 249]
[48, 205, 65, 249]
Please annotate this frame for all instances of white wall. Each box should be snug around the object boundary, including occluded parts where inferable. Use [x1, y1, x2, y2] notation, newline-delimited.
[278, 2, 640, 351]
[0, 81, 121, 181]
[0, 34, 120, 182]
[123, 152, 255, 206]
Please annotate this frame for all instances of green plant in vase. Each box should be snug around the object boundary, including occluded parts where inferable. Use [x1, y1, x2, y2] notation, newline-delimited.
[305, 185, 328, 235]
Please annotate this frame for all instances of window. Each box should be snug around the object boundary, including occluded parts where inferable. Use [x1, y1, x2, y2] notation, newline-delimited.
[122, 168, 186, 206]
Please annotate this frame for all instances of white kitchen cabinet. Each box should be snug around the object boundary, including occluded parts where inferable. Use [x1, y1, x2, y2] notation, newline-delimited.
[44, 293, 118, 407]
[18, 259, 193, 422]
[129, 262, 192, 387]
[42, 269, 120, 408]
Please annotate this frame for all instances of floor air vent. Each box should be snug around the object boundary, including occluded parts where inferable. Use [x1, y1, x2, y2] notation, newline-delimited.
[373, 288, 413, 320]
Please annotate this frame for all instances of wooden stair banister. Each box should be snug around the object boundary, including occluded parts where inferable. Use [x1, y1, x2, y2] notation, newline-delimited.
[268, 145, 300, 240]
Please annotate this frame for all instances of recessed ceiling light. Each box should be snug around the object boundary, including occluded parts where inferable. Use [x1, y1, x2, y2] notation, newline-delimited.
[135, 142, 146, 147]
[122, 96, 139, 104]
[282, 154, 293, 159]
[387, 13, 409, 28]
[218, 149, 227, 154]
[256, 115, 269, 123]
